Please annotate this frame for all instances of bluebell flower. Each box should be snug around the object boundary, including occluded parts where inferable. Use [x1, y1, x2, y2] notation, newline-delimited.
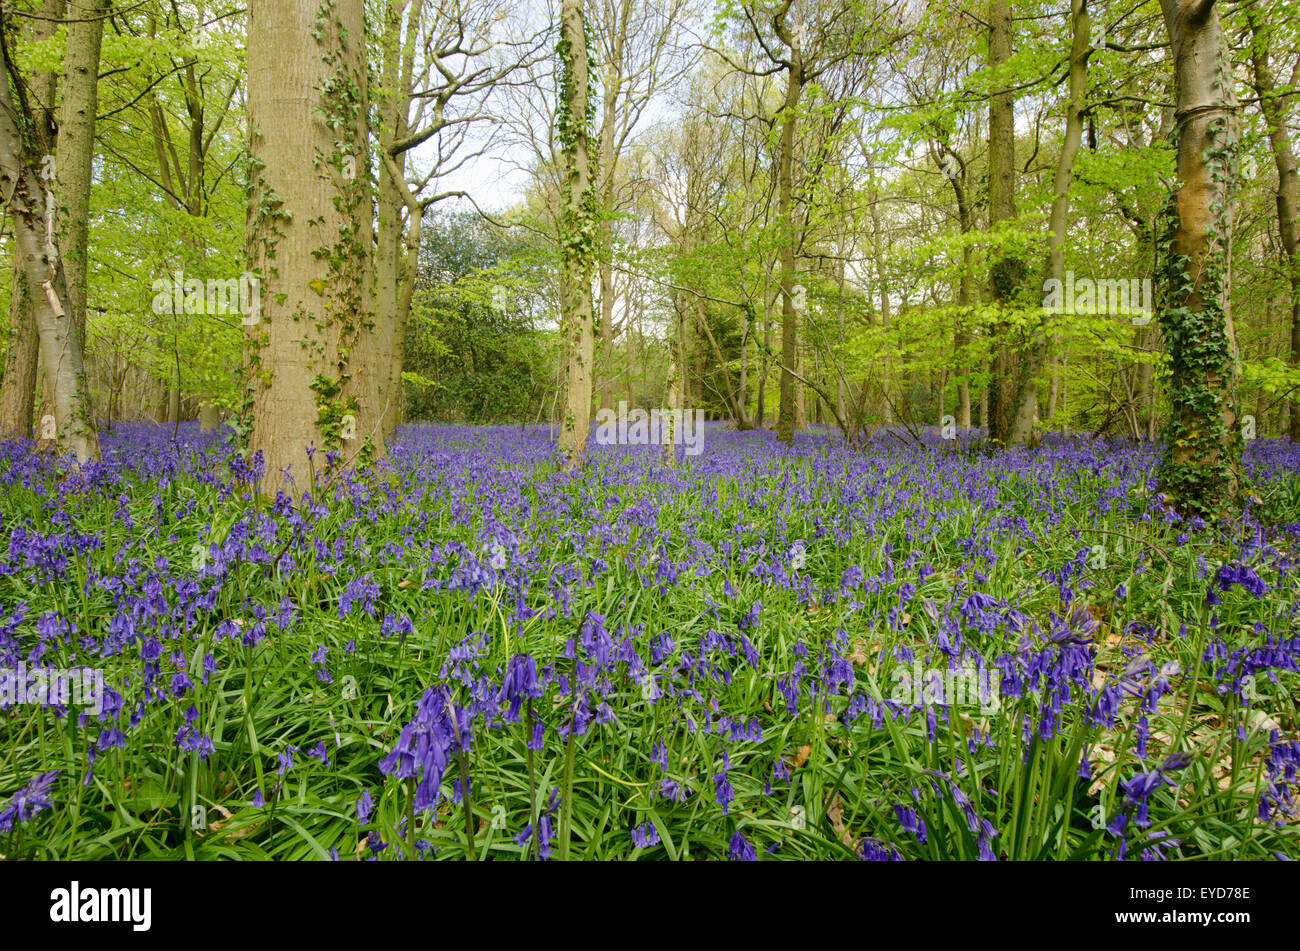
[0, 770, 60, 832]
[728, 830, 756, 861]
[631, 821, 660, 849]
[356, 788, 374, 824]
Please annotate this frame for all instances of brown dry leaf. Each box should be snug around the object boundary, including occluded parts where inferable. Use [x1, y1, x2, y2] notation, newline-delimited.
[1148, 730, 1180, 759]
[211, 808, 262, 841]
[826, 793, 854, 848]
[957, 712, 988, 736]
[1247, 710, 1283, 734]
[849, 640, 871, 667]
[218, 824, 262, 842]
[206, 804, 235, 831]
[398, 578, 413, 589]
[785, 745, 812, 770]
[901, 612, 912, 626]
[1087, 743, 1118, 796]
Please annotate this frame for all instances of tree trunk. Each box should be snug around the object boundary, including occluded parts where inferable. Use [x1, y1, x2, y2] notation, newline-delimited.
[1032, 0, 1091, 440]
[868, 191, 893, 426]
[199, 402, 221, 432]
[793, 344, 806, 431]
[738, 315, 753, 430]
[757, 275, 772, 426]
[0, 0, 62, 438]
[940, 145, 974, 430]
[0, 115, 99, 459]
[0, 254, 38, 438]
[556, 0, 597, 466]
[986, 0, 1026, 446]
[0, 6, 100, 461]
[56, 0, 108, 378]
[245, 0, 379, 496]
[1155, 0, 1241, 515]
[1247, 11, 1300, 442]
[374, 159, 404, 442]
[376, 0, 419, 442]
[775, 8, 802, 443]
[387, 207, 420, 437]
[597, 46, 620, 415]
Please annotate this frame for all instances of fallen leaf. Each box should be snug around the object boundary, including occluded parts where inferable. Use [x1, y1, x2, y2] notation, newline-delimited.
[785, 745, 811, 769]
[826, 793, 854, 848]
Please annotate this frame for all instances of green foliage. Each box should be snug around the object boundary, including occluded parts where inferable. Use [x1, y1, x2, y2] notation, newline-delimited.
[403, 213, 554, 424]
[2, 431, 1297, 860]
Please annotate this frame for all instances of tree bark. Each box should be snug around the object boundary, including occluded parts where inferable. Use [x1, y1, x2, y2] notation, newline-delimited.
[869, 193, 893, 425]
[0, 0, 62, 439]
[56, 0, 108, 372]
[986, 0, 1026, 446]
[376, 0, 422, 442]
[1155, 0, 1242, 514]
[938, 144, 974, 429]
[245, 0, 379, 496]
[556, 0, 597, 466]
[1247, 11, 1300, 442]
[596, 18, 623, 415]
[0, 43, 99, 460]
[0, 254, 38, 438]
[1030, 0, 1091, 441]
[775, 3, 803, 444]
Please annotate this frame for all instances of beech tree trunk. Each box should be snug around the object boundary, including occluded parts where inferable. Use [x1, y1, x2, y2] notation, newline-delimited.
[376, 0, 423, 442]
[986, 0, 1026, 446]
[0, 33, 99, 461]
[1247, 11, 1300, 442]
[1156, 0, 1242, 514]
[245, 0, 379, 496]
[937, 144, 974, 429]
[0, 256, 38, 438]
[56, 0, 108, 373]
[1032, 0, 1092, 442]
[596, 30, 621, 416]
[775, 2, 802, 444]
[556, 0, 597, 466]
[0, 0, 62, 440]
